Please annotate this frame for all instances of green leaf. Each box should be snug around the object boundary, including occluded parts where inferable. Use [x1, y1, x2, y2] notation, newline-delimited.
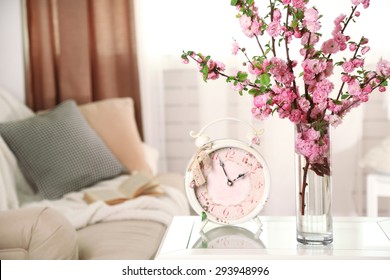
[333, 100, 342, 105]
[291, 19, 298, 29]
[230, 0, 238, 6]
[202, 66, 209, 82]
[237, 71, 248, 82]
[260, 73, 271, 86]
[249, 88, 260, 95]
[341, 94, 349, 100]
[247, 0, 254, 5]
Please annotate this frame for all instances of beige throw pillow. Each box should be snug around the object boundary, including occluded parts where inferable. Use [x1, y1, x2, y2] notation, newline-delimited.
[79, 98, 152, 175]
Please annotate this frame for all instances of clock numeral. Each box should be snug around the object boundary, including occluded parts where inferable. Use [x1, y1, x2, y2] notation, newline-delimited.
[225, 149, 235, 159]
[211, 153, 219, 161]
[223, 208, 230, 217]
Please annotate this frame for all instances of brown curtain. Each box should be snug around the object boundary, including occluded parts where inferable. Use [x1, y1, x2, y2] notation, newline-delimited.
[25, 0, 143, 137]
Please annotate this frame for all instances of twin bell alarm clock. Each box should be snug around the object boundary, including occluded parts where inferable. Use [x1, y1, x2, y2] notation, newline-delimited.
[185, 118, 270, 226]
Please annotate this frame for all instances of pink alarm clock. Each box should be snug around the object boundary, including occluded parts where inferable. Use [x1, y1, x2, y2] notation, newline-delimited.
[185, 118, 270, 225]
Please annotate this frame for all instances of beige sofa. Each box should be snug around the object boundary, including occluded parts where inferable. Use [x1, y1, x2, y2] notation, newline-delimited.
[0, 88, 189, 259]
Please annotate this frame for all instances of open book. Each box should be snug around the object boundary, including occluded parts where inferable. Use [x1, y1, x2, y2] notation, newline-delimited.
[83, 171, 164, 205]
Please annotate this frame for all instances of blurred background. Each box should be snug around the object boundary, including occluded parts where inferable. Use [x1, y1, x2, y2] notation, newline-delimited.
[1, 0, 390, 216]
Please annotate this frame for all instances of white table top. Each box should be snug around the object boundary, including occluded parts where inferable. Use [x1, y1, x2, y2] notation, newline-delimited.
[155, 216, 390, 259]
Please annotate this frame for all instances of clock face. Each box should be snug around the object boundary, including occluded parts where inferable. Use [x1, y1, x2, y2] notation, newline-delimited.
[186, 140, 270, 225]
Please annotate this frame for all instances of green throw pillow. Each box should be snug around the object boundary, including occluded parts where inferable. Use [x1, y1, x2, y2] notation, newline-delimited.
[0, 100, 128, 200]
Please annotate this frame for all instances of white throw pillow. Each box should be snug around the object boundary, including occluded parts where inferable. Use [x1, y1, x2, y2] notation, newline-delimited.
[0, 87, 36, 209]
[0, 87, 34, 122]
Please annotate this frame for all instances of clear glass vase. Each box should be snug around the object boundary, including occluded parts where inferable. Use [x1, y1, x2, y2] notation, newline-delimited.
[295, 123, 333, 245]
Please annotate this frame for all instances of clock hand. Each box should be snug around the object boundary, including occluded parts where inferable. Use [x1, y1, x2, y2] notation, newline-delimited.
[233, 172, 249, 182]
[218, 157, 233, 187]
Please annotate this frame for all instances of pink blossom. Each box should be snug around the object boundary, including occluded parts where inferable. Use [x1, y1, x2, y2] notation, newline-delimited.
[342, 74, 351, 83]
[181, 57, 189, 64]
[294, 30, 302, 38]
[240, 15, 262, 38]
[253, 94, 269, 108]
[361, 46, 370, 55]
[289, 109, 302, 123]
[349, 44, 357, 51]
[270, 57, 295, 85]
[379, 86, 386, 92]
[267, 21, 282, 37]
[306, 21, 321, 33]
[292, 0, 306, 9]
[352, 58, 364, 68]
[348, 79, 362, 96]
[376, 59, 390, 76]
[327, 115, 343, 127]
[295, 126, 329, 163]
[301, 32, 320, 46]
[313, 79, 334, 103]
[305, 128, 321, 141]
[304, 8, 319, 22]
[232, 41, 240, 55]
[298, 97, 310, 112]
[351, 0, 370, 8]
[240, 14, 252, 30]
[304, 8, 321, 32]
[324, 61, 334, 77]
[273, 9, 282, 21]
[334, 14, 346, 26]
[295, 136, 324, 163]
[207, 71, 219, 80]
[363, 84, 373, 94]
[359, 93, 369, 102]
[252, 107, 272, 121]
[321, 39, 340, 54]
[333, 33, 347, 51]
[302, 59, 327, 75]
[328, 100, 343, 113]
[250, 20, 262, 36]
[248, 62, 263, 75]
[309, 104, 324, 119]
[282, 0, 291, 4]
[342, 61, 355, 73]
[215, 60, 226, 71]
[232, 83, 244, 91]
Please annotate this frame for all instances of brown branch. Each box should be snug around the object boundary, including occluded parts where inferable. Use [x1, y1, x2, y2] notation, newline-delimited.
[300, 160, 310, 215]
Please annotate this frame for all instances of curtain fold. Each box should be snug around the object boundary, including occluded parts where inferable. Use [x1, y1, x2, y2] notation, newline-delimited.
[25, 0, 143, 138]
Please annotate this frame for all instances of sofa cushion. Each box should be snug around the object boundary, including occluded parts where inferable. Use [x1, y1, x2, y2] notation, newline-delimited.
[79, 98, 152, 175]
[0, 100, 127, 200]
[77, 220, 166, 260]
[0, 207, 78, 260]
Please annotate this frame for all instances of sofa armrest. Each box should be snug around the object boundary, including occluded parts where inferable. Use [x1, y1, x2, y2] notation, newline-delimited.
[0, 207, 78, 259]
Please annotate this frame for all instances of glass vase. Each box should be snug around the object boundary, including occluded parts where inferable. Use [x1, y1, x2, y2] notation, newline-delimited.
[295, 123, 333, 245]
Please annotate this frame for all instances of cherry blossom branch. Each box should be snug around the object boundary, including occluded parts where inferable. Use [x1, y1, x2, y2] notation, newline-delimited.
[342, 5, 358, 34]
[269, 0, 277, 57]
[254, 34, 267, 57]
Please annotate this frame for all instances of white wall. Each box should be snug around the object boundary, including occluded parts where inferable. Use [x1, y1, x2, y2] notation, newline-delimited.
[0, 0, 25, 102]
